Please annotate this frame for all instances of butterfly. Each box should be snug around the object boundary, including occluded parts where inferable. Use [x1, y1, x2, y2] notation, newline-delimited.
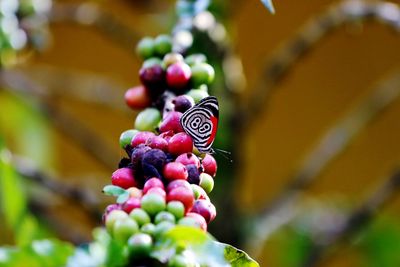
[180, 96, 219, 154]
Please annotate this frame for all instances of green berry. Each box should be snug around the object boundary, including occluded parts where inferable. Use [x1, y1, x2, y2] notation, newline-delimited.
[186, 89, 209, 103]
[167, 201, 185, 219]
[154, 221, 175, 238]
[177, 217, 199, 228]
[136, 37, 155, 59]
[185, 54, 207, 66]
[113, 217, 139, 243]
[128, 233, 153, 258]
[163, 53, 184, 67]
[141, 193, 166, 217]
[129, 208, 151, 226]
[141, 223, 156, 236]
[105, 210, 128, 233]
[154, 34, 172, 56]
[134, 108, 162, 131]
[142, 57, 163, 69]
[199, 173, 214, 194]
[154, 211, 176, 224]
[191, 63, 215, 87]
[119, 129, 138, 148]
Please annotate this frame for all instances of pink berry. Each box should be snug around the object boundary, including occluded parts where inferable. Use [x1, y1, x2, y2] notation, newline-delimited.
[143, 178, 165, 194]
[166, 62, 191, 89]
[102, 203, 122, 223]
[166, 180, 192, 193]
[186, 212, 207, 231]
[175, 153, 200, 168]
[122, 197, 141, 213]
[168, 133, 193, 155]
[131, 132, 156, 148]
[167, 187, 194, 212]
[163, 162, 188, 181]
[159, 112, 184, 133]
[190, 199, 216, 223]
[202, 154, 217, 177]
[146, 187, 166, 199]
[147, 136, 168, 151]
[111, 168, 137, 189]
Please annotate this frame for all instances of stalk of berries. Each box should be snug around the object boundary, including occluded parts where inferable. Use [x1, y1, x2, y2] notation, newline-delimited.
[0, 0, 52, 67]
[103, 33, 218, 265]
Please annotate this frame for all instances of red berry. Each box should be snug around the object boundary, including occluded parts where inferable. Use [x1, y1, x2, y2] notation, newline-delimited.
[168, 133, 193, 155]
[131, 132, 156, 148]
[185, 212, 207, 231]
[159, 111, 184, 133]
[143, 178, 165, 194]
[147, 136, 168, 151]
[122, 197, 141, 213]
[175, 153, 200, 168]
[166, 62, 191, 89]
[202, 154, 217, 177]
[111, 168, 137, 189]
[190, 199, 216, 223]
[125, 86, 151, 109]
[146, 187, 166, 199]
[167, 187, 194, 212]
[166, 180, 192, 193]
[163, 162, 188, 181]
[139, 64, 165, 90]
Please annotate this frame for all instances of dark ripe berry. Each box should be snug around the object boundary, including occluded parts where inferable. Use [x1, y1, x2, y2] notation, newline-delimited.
[202, 154, 217, 177]
[128, 233, 153, 258]
[102, 203, 121, 224]
[167, 187, 194, 212]
[125, 86, 152, 110]
[154, 34, 172, 56]
[131, 144, 151, 170]
[190, 199, 216, 223]
[111, 168, 137, 189]
[141, 193, 166, 217]
[166, 62, 191, 89]
[185, 212, 207, 231]
[163, 52, 184, 67]
[190, 63, 215, 87]
[134, 108, 162, 132]
[143, 177, 165, 194]
[146, 187, 166, 199]
[159, 111, 184, 133]
[168, 133, 193, 155]
[186, 164, 200, 185]
[136, 37, 155, 59]
[142, 149, 167, 179]
[139, 64, 165, 90]
[147, 136, 168, 151]
[122, 197, 141, 213]
[167, 180, 192, 193]
[199, 173, 214, 194]
[131, 132, 156, 148]
[185, 53, 207, 66]
[175, 153, 200, 168]
[173, 95, 194, 113]
[118, 157, 131, 169]
[163, 162, 188, 181]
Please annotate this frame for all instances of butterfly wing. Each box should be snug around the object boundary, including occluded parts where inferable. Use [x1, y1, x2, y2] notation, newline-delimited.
[180, 96, 219, 153]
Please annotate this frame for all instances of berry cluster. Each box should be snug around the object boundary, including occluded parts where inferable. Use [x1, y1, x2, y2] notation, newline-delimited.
[103, 34, 218, 264]
[0, 0, 51, 66]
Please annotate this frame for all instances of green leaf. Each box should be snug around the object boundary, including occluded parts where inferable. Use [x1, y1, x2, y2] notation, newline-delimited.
[103, 185, 126, 196]
[223, 243, 260, 267]
[260, 0, 275, 13]
[116, 191, 130, 204]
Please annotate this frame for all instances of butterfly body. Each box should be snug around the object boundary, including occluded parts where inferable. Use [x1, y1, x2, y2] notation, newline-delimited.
[180, 96, 219, 154]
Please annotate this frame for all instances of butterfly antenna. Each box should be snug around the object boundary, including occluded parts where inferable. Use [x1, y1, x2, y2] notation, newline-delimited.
[213, 148, 233, 163]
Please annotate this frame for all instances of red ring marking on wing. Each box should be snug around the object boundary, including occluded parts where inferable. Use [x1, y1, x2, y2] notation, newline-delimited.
[206, 116, 218, 145]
